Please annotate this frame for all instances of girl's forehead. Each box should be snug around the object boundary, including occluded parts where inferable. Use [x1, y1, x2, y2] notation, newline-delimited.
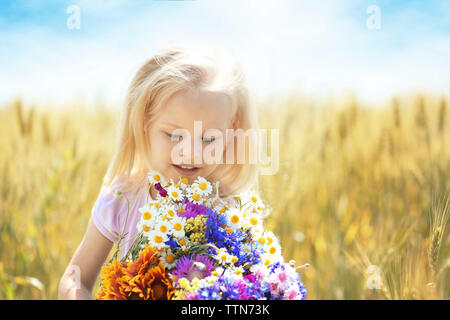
[156, 88, 233, 128]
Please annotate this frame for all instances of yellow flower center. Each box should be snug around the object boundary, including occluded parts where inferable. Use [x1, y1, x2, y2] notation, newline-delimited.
[155, 202, 159, 208]
[173, 223, 182, 231]
[258, 237, 266, 245]
[251, 196, 258, 203]
[179, 239, 186, 246]
[154, 235, 163, 243]
[231, 215, 239, 224]
[269, 246, 276, 255]
[250, 217, 258, 225]
[143, 212, 151, 220]
[153, 174, 160, 182]
[165, 255, 175, 264]
[192, 193, 200, 201]
[221, 255, 227, 261]
[160, 225, 167, 233]
[219, 207, 225, 213]
[226, 229, 233, 234]
[199, 182, 207, 190]
[181, 177, 189, 184]
[171, 191, 179, 198]
[168, 209, 175, 217]
[264, 259, 271, 266]
[143, 225, 150, 232]
[231, 256, 238, 264]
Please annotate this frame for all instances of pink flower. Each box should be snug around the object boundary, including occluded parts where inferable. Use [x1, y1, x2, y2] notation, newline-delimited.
[277, 270, 288, 283]
[284, 285, 301, 300]
[269, 282, 278, 292]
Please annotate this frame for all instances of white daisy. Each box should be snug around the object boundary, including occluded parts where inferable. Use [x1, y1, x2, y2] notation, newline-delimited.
[147, 171, 165, 185]
[161, 205, 177, 222]
[169, 215, 186, 238]
[155, 220, 171, 236]
[244, 191, 265, 213]
[216, 248, 231, 265]
[138, 205, 157, 225]
[186, 187, 203, 204]
[193, 176, 213, 196]
[233, 266, 245, 276]
[166, 185, 183, 202]
[265, 241, 282, 257]
[264, 230, 277, 247]
[260, 253, 274, 267]
[227, 208, 244, 231]
[264, 237, 283, 263]
[176, 236, 189, 248]
[211, 266, 225, 277]
[148, 229, 168, 249]
[137, 219, 152, 236]
[160, 248, 177, 269]
[243, 211, 264, 232]
[146, 200, 162, 211]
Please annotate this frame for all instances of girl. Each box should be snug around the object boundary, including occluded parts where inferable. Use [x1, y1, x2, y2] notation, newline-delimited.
[58, 44, 261, 299]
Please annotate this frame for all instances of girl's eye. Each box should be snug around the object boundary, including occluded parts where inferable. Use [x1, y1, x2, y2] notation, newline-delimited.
[202, 136, 216, 143]
[165, 131, 215, 142]
[165, 132, 182, 140]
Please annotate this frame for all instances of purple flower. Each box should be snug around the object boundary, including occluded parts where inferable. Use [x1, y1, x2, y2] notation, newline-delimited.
[177, 199, 208, 219]
[172, 255, 215, 281]
[159, 188, 168, 197]
[154, 183, 162, 191]
[184, 293, 201, 300]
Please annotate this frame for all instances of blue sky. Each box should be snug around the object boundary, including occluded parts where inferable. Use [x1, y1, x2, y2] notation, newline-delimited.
[0, 0, 449, 107]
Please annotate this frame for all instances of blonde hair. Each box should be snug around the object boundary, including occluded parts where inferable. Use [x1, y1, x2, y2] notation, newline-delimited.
[102, 44, 260, 197]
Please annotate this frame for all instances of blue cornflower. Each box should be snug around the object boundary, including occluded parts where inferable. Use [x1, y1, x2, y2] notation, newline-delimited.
[165, 235, 179, 249]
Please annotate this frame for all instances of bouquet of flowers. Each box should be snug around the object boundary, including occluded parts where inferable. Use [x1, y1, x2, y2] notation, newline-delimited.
[95, 172, 307, 300]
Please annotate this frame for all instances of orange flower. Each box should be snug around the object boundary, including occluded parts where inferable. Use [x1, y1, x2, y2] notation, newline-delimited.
[96, 245, 175, 300]
[95, 259, 129, 300]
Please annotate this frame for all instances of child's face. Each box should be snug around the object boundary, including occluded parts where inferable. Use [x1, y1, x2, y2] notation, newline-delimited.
[147, 87, 234, 184]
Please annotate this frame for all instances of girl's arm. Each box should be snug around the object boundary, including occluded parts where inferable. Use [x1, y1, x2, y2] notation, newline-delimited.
[58, 218, 114, 300]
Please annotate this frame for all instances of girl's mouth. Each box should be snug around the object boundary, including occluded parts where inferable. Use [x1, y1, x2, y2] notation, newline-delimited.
[172, 164, 200, 176]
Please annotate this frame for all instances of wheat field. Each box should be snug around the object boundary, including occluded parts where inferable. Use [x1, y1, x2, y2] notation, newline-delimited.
[0, 93, 449, 299]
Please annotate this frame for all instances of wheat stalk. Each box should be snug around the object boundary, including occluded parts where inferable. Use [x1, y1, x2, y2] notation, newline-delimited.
[428, 194, 450, 284]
